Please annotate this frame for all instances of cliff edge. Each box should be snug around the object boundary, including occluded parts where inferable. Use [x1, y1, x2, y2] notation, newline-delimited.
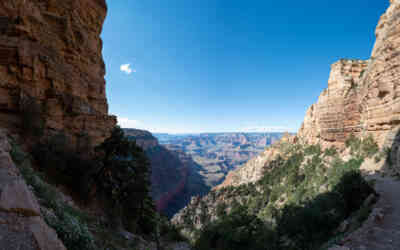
[0, 0, 116, 148]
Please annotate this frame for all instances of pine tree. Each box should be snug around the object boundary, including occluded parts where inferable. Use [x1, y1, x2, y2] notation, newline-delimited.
[94, 126, 156, 233]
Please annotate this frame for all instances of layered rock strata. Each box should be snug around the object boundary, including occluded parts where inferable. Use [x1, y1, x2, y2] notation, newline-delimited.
[299, 0, 400, 148]
[0, 0, 116, 148]
[298, 59, 368, 146]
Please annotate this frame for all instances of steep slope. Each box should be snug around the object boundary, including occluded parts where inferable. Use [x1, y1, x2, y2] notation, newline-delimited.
[172, 1, 400, 249]
[0, 0, 116, 148]
[0, 129, 66, 250]
[216, 133, 295, 189]
[172, 139, 377, 249]
[124, 129, 209, 217]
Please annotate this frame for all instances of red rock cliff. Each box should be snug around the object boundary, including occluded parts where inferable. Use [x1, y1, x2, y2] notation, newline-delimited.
[0, 0, 116, 147]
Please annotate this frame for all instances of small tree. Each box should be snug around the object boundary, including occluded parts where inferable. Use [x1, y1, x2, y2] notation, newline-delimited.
[94, 126, 155, 234]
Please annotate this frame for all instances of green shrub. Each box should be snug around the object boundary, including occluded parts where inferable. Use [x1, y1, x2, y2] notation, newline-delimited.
[361, 135, 379, 158]
[216, 202, 227, 218]
[44, 212, 96, 250]
[345, 134, 379, 158]
[194, 141, 374, 250]
[324, 146, 338, 157]
[345, 134, 362, 156]
[10, 141, 27, 165]
[10, 141, 97, 250]
[194, 206, 278, 250]
[304, 144, 321, 156]
[94, 126, 156, 234]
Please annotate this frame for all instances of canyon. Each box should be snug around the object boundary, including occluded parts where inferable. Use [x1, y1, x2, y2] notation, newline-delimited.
[156, 132, 283, 187]
[124, 129, 209, 217]
[1, 0, 400, 249]
[125, 129, 284, 217]
[172, 1, 400, 249]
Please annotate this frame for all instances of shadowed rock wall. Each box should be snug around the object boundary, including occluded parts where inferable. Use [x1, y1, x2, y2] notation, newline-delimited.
[0, 0, 116, 148]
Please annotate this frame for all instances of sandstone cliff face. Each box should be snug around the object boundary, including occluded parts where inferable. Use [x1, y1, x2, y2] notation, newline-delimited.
[360, 0, 400, 146]
[0, 0, 116, 148]
[299, 0, 400, 149]
[298, 59, 368, 146]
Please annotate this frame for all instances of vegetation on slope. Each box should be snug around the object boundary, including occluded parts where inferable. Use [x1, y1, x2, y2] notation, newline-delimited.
[176, 135, 379, 250]
[11, 126, 185, 249]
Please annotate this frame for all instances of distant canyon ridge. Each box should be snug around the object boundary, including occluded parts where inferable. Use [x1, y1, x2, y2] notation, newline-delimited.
[155, 132, 284, 187]
[124, 129, 284, 217]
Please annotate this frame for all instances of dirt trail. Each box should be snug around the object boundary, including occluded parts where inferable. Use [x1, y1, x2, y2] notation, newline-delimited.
[342, 174, 400, 250]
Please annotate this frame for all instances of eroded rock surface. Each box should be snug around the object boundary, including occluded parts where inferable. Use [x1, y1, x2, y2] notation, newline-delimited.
[0, 130, 66, 250]
[299, 0, 400, 148]
[0, 0, 116, 147]
[298, 59, 368, 146]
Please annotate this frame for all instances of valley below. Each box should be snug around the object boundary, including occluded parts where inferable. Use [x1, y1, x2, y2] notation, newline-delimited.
[155, 132, 284, 188]
[124, 129, 284, 218]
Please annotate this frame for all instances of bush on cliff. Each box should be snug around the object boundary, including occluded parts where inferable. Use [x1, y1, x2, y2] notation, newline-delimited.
[191, 139, 375, 250]
[94, 126, 156, 234]
[345, 134, 378, 158]
[32, 126, 156, 236]
[10, 141, 97, 250]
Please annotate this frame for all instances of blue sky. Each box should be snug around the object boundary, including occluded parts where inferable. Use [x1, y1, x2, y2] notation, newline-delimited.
[102, 0, 388, 134]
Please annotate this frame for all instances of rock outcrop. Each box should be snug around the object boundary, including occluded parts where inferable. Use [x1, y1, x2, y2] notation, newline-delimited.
[0, 130, 66, 250]
[298, 59, 368, 147]
[0, 0, 116, 148]
[299, 0, 400, 148]
[217, 0, 400, 193]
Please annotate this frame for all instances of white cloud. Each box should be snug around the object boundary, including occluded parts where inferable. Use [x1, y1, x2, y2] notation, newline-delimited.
[117, 117, 142, 128]
[120, 63, 134, 75]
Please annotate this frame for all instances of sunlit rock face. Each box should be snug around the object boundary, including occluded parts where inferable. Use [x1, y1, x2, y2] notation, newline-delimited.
[0, 0, 116, 148]
[217, 0, 400, 192]
[360, 0, 400, 146]
[298, 59, 368, 147]
[300, 0, 400, 148]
